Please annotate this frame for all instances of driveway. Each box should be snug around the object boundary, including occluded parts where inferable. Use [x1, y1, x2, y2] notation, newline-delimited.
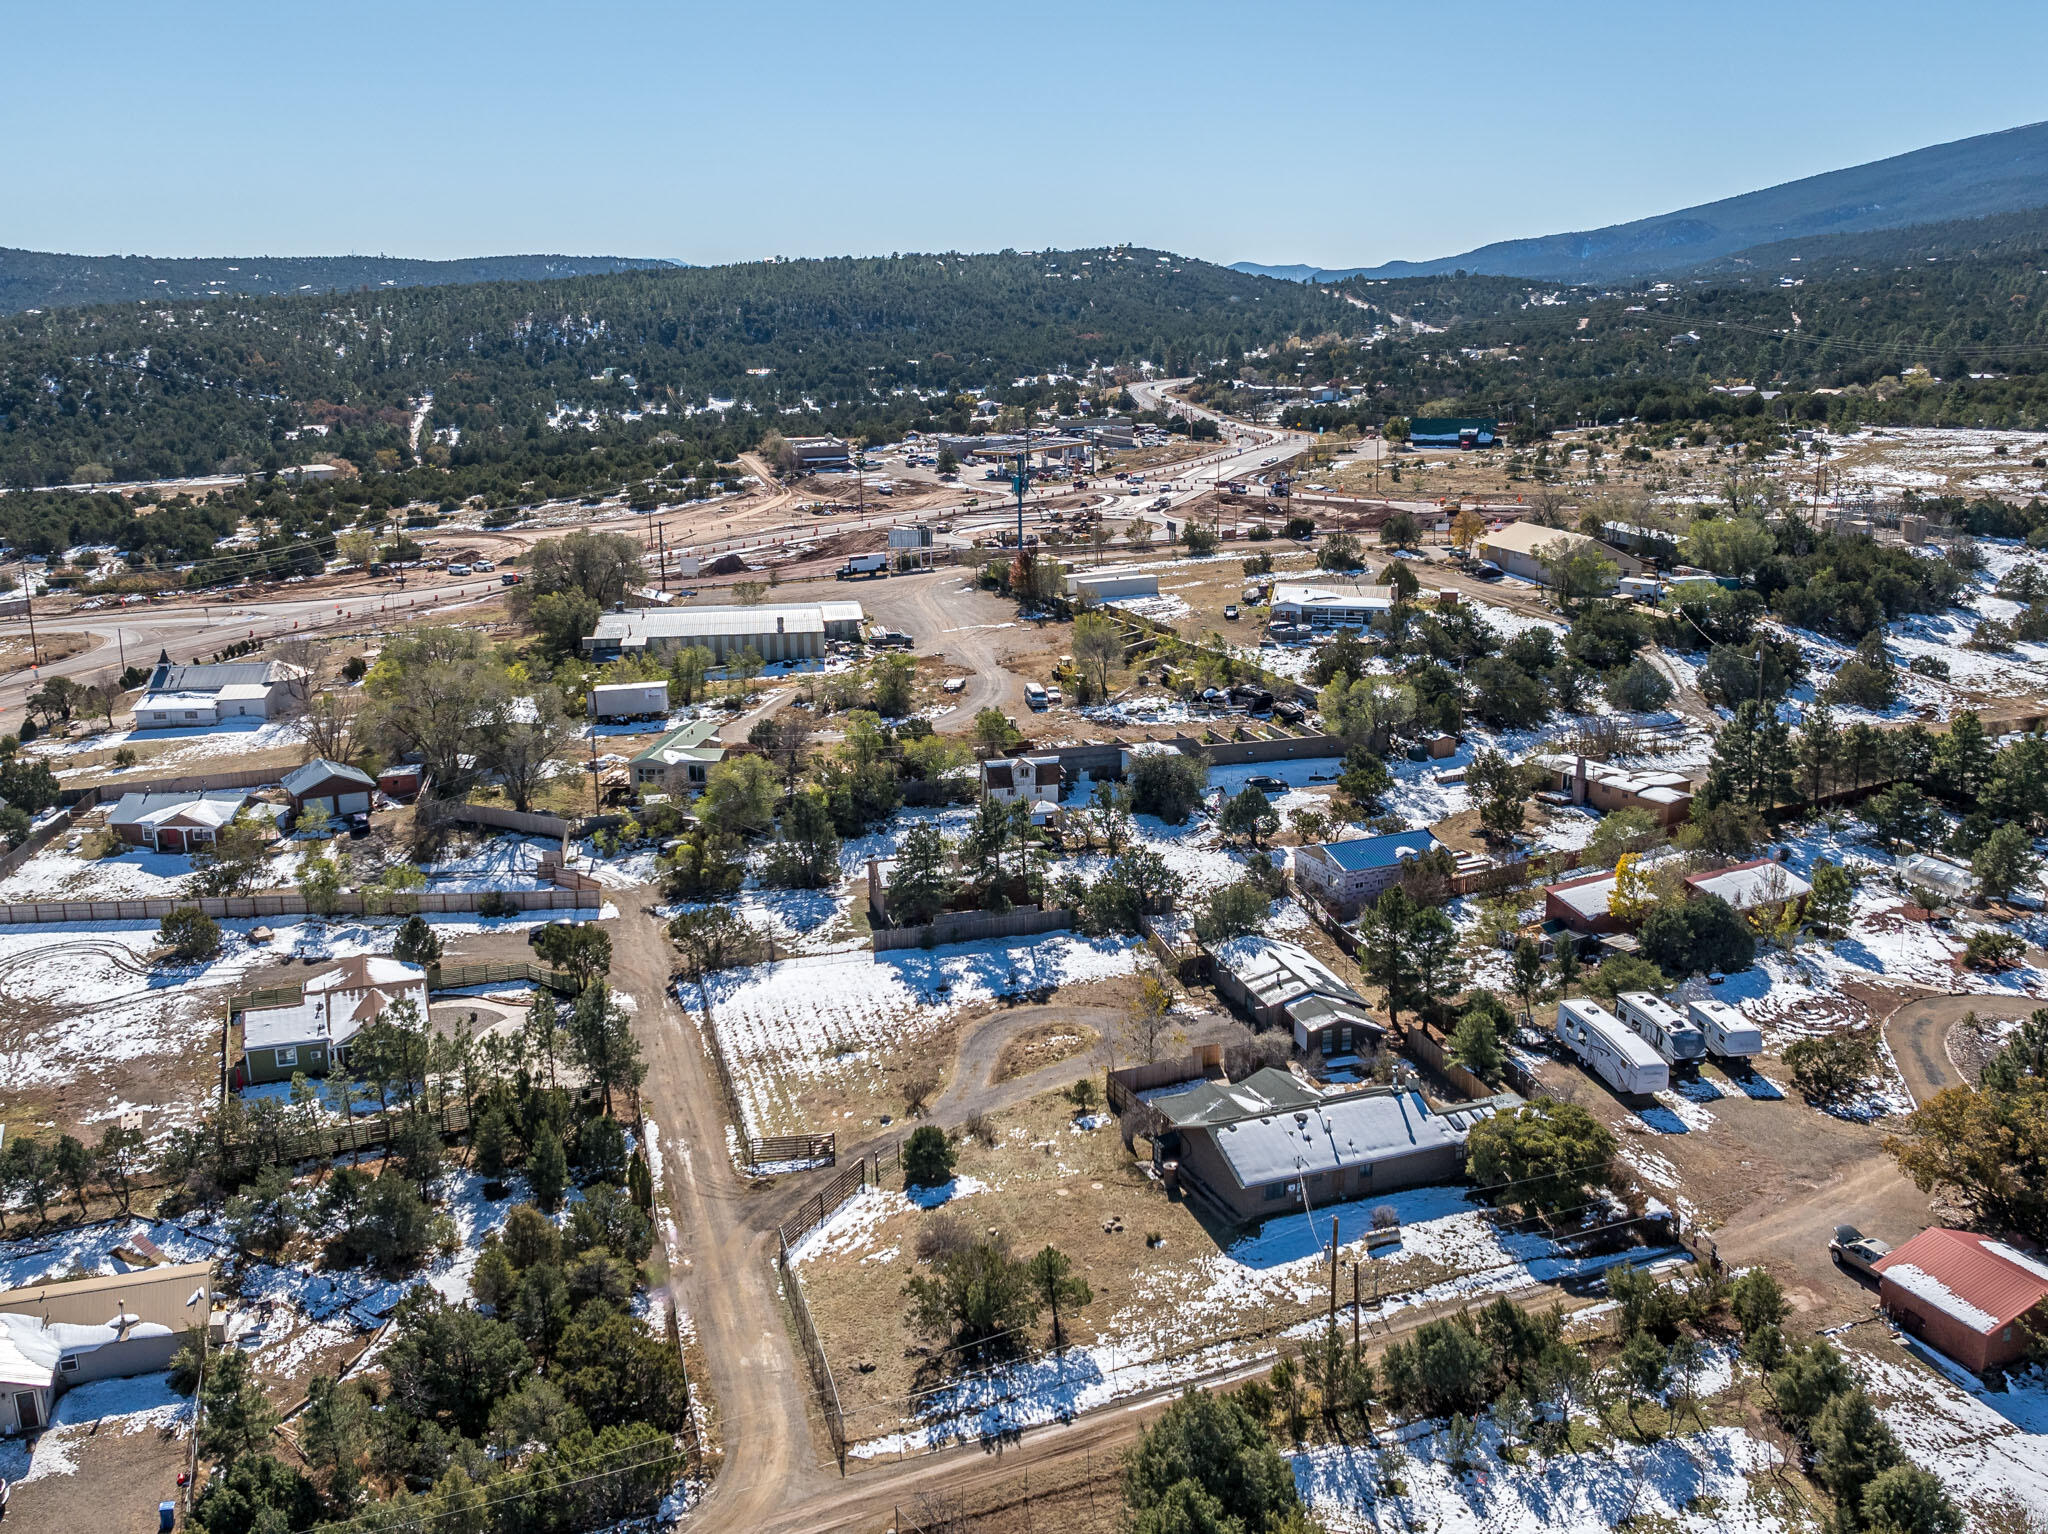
[1883, 991, 2038, 1107]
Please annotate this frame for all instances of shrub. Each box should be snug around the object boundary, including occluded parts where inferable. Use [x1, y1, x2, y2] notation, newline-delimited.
[1465, 1100, 1618, 1217]
[1129, 750, 1208, 825]
[1639, 893, 1755, 977]
[1964, 929, 2026, 971]
[159, 905, 222, 960]
[902, 1124, 956, 1189]
[1783, 1029, 1879, 1104]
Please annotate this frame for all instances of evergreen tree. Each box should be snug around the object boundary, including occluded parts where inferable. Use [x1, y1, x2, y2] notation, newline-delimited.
[567, 982, 646, 1118]
[1023, 1244, 1093, 1353]
[529, 1128, 569, 1213]
[887, 818, 955, 925]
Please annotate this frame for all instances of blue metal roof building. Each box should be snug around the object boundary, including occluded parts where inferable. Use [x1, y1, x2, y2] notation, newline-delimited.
[1293, 829, 1443, 914]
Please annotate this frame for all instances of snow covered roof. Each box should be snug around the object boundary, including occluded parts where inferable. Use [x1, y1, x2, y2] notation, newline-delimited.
[1210, 936, 1366, 1011]
[589, 605, 838, 645]
[1210, 1087, 1476, 1189]
[108, 789, 250, 831]
[0, 1311, 173, 1390]
[1154, 1066, 1322, 1130]
[1876, 1228, 2048, 1335]
[631, 717, 725, 768]
[1270, 582, 1397, 613]
[1684, 858, 1813, 911]
[148, 658, 304, 694]
[281, 757, 376, 795]
[1546, 871, 1619, 921]
[241, 956, 427, 1052]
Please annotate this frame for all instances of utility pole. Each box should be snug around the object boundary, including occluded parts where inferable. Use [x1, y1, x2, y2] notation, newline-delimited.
[19, 558, 40, 668]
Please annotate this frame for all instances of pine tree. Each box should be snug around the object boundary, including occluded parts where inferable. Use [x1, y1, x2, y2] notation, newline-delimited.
[1797, 701, 1841, 804]
[1023, 1244, 1093, 1353]
[528, 1129, 569, 1214]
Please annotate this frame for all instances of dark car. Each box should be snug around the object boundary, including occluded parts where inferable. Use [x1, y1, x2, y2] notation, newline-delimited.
[347, 812, 372, 838]
[1471, 560, 1505, 581]
[1245, 775, 1289, 794]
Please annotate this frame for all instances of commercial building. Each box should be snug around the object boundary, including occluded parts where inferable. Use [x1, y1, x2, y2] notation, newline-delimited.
[785, 435, 852, 472]
[1065, 567, 1160, 603]
[237, 955, 429, 1085]
[1875, 1227, 2048, 1373]
[1149, 1070, 1500, 1224]
[1292, 829, 1443, 914]
[581, 601, 865, 665]
[108, 788, 252, 852]
[1477, 524, 1643, 587]
[629, 717, 726, 793]
[0, 1262, 214, 1433]
[134, 650, 309, 728]
[1408, 418, 1499, 449]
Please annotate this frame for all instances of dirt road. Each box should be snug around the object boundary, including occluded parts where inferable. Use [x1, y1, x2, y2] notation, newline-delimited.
[857, 570, 1038, 731]
[612, 901, 821, 1532]
[1882, 991, 2037, 1107]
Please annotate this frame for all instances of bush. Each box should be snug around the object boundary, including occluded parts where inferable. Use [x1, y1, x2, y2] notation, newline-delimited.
[1639, 893, 1755, 977]
[1465, 1100, 1617, 1217]
[901, 1234, 1040, 1363]
[392, 914, 442, 968]
[902, 1124, 956, 1189]
[1129, 750, 1208, 825]
[1783, 1029, 1879, 1105]
[1603, 656, 1674, 714]
[159, 905, 222, 960]
[1123, 1388, 1305, 1533]
[1964, 929, 2026, 971]
[1381, 1317, 1494, 1419]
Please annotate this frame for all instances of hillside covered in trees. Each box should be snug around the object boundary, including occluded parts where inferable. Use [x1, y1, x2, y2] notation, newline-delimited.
[0, 249, 670, 315]
[0, 248, 1337, 490]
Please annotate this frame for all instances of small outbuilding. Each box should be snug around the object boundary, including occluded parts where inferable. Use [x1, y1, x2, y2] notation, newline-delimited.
[283, 758, 377, 821]
[1874, 1227, 2048, 1374]
[0, 1261, 213, 1434]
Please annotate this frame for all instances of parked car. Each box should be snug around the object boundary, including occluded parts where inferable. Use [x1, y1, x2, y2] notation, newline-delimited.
[1245, 775, 1288, 794]
[448, 563, 471, 575]
[1046, 685, 1062, 705]
[1223, 604, 1239, 621]
[1471, 560, 1505, 581]
[1830, 1225, 1890, 1278]
[474, 559, 495, 572]
[942, 677, 966, 694]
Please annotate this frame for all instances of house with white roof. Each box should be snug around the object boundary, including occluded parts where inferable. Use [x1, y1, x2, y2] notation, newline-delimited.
[0, 1261, 212, 1434]
[1146, 1068, 1505, 1223]
[108, 789, 253, 852]
[1268, 582, 1399, 631]
[237, 955, 428, 1085]
[134, 649, 308, 728]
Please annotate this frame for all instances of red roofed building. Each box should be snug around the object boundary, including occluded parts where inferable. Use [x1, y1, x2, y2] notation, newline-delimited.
[1874, 1227, 2048, 1372]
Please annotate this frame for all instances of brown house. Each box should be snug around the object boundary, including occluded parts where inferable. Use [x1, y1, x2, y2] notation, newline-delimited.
[1543, 869, 1625, 936]
[1874, 1228, 2048, 1374]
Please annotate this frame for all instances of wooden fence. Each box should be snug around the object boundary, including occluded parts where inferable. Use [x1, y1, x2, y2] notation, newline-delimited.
[871, 904, 1073, 953]
[778, 1157, 873, 1253]
[61, 763, 287, 799]
[0, 887, 595, 927]
[419, 799, 573, 842]
[1402, 1023, 1543, 1102]
[218, 1097, 476, 1172]
[0, 789, 106, 883]
[747, 1133, 836, 1169]
[428, 960, 585, 995]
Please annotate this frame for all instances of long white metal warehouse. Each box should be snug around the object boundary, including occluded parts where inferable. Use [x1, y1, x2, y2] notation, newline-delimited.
[1556, 997, 1669, 1098]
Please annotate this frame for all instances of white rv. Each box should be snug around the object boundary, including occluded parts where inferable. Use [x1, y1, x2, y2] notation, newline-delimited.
[1556, 997, 1669, 1098]
[1686, 998, 1764, 1061]
[1616, 991, 1706, 1066]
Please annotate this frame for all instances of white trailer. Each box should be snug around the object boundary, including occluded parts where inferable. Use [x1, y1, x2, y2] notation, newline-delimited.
[838, 553, 889, 579]
[1556, 998, 1669, 1098]
[1616, 991, 1707, 1066]
[588, 681, 670, 720]
[1687, 998, 1764, 1061]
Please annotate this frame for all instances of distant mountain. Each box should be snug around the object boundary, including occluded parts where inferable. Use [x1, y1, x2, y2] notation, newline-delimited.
[1234, 120, 2048, 284]
[0, 250, 675, 314]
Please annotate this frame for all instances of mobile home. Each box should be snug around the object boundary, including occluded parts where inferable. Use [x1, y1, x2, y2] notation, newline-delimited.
[1686, 998, 1764, 1061]
[1616, 991, 1706, 1067]
[1556, 997, 1669, 1098]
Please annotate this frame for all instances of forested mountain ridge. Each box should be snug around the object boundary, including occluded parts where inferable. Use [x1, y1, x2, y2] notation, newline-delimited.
[0, 248, 1336, 489]
[0, 249, 673, 315]
[1236, 119, 2048, 283]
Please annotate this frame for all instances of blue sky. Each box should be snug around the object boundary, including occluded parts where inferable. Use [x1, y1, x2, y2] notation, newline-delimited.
[4, 1, 2041, 269]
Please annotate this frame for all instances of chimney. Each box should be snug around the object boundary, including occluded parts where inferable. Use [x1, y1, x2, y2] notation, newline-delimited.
[777, 615, 785, 633]
[1572, 754, 1588, 805]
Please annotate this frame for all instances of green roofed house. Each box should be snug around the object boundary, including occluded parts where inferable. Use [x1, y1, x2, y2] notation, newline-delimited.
[630, 717, 726, 794]
[1407, 418, 1498, 448]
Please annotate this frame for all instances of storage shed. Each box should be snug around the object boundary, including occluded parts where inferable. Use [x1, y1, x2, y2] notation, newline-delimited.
[283, 758, 377, 821]
[1874, 1228, 2048, 1373]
